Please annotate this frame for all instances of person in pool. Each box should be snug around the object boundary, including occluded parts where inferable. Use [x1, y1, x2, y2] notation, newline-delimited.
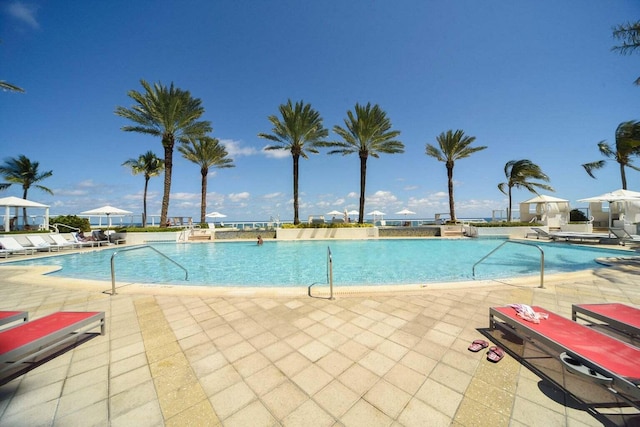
[257, 235, 263, 245]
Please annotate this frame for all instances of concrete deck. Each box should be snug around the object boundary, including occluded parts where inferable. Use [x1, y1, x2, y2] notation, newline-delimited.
[0, 253, 639, 426]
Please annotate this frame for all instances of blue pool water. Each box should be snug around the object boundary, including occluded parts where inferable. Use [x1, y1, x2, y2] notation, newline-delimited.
[5, 239, 625, 287]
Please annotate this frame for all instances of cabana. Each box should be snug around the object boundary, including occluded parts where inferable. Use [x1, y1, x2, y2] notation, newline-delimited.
[578, 189, 640, 234]
[519, 195, 570, 228]
[0, 196, 50, 232]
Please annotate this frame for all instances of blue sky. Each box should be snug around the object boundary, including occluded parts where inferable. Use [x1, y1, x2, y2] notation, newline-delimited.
[2, 1, 640, 223]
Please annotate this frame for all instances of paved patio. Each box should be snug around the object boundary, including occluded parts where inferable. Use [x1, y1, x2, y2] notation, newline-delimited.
[0, 258, 638, 426]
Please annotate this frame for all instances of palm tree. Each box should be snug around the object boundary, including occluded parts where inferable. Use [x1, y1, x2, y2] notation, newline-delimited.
[320, 103, 403, 224]
[498, 159, 554, 222]
[122, 151, 164, 227]
[0, 155, 53, 225]
[612, 21, 640, 85]
[0, 81, 24, 93]
[115, 80, 211, 227]
[178, 136, 234, 223]
[426, 130, 486, 222]
[582, 121, 640, 189]
[258, 99, 328, 224]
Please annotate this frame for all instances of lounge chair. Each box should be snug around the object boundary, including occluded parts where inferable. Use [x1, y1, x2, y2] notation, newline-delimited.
[572, 303, 640, 339]
[26, 235, 60, 252]
[489, 305, 640, 410]
[49, 233, 76, 250]
[0, 311, 28, 328]
[609, 228, 640, 246]
[0, 237, 37, 256]
[0, 311, 105, 385]
[525, 227, 551, 239]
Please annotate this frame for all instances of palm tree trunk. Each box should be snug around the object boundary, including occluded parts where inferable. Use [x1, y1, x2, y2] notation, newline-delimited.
[446, 162, 455, 221]
[293, 154, 300, 225]
[200, 168, 208, 224]
[507, 186, 513, 222]
[359, 155, 367, 224]
[143, 177, 149, 227]
[620, 163, 627, 190]
[161, 138, 173, 227]
[22, 188, 28, 229]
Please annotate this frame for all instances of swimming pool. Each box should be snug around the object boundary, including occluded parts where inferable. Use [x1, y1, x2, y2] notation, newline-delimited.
[5, 239, 625, 287]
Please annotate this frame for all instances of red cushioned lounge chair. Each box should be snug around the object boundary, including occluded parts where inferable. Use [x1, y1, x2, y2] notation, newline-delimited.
[490, 306, 640, 409]
[572, 303, 640, 339]
[0, 311, 105, 385]
[0, 311, 28, 328]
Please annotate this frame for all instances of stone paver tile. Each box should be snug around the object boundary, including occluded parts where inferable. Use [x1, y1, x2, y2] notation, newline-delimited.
[454, 395, 509, 427]
[337, 339, 369, 361]
[246, 364, 287, 395]
[56, 381, 107, 418]
[341, 399, 393, 427]
[154, 377, 208, 420]
[338, 364, 380, 395]
[354, 330, 385, 349]
[292, 364, 333, 396]
[511, 395, 567, 427]
[284, 330, 314, 349]
[399, 350, 437, 376]
[0, 400, 58, 427]
[221, 341, 256, 363]
[166, 400, 220, 427]
[298, 340, 331, 362]
[3, 380, 63, 418]
[223, 400, 276, 427]
[199, 364, 242, 397]
[261, 380, 307, 421]
[110, 399, 164, 427]
[261, 341, 294, 362]
[317, 330, 349, 349]
[274, 351, 312, 377]
[398, 397, 451, 427]
[110, 353, 148, 379]
[316, 350, 353, 377]
[358, 350, 395, 377]
[383, 363, 426, 395]
[364, 379, 411, 419]
[233, 351, 271, 377]
[191, 352, 229, 378]
[428, 362, 472, 394]
[282, 399, 334, 427]
[54, 400, 108, 427]
[314, 379, 359, 418]
[110, 380, 158, 420]
[248, 331, 280, 349]
[415, 378, 463, 417]
[210, 381, 256, 420]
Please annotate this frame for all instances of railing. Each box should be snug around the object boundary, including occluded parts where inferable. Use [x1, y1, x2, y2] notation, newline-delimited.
[472, 240, 545, 288]
[308, 246, 334, 299]
[110, 245, 188, 295]
[50, 223, 80, 233]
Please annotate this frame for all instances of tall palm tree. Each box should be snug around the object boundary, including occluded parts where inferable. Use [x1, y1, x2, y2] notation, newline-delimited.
[426, 130, 486, 222]
[498, 159, 554, 222]
[612, 20, 640, 85]
[258, 99, 328, 224]
[321, 103, 403, 224]
[115, 80, 211, 227]
[0, 155, 53, 225]
[582, 121, 640, 189]
[0, 81, 24, 93]
[122, 151, 164, 227]
[178, 136, 234, 224]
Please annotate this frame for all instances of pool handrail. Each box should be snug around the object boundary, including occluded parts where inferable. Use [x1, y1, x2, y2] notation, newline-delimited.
[308, 246, 334, 300]
[110, 245, 189, 295]
[472, 240, 545, 288]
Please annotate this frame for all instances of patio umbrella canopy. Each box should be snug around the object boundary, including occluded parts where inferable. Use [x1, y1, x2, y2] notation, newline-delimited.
[0, 196, 50, 231]
[578, 189, 640, 231]
[205, 212, 227, 218]
[396, 209, 416, 215]
[80, 205, 132, 229]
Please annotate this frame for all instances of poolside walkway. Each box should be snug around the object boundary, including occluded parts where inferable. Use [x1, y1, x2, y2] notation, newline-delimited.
[0, 262, 639, 426]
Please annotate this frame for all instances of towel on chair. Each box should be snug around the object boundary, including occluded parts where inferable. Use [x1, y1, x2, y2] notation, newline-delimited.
[508, 303, 549, 324]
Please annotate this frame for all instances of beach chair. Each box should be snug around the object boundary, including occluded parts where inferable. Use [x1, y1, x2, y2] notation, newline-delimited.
[525, 227, 551, 239]
[0, 237, 37, 256]
[49, 233, 76, 250]
[0, 311, 28, 328]
[489, 305, 640, 410]
[572, 303, 640, 339]
[0, 311, 105, 385]
[26, 235, 60, 252]
[609, 228, 640, 246]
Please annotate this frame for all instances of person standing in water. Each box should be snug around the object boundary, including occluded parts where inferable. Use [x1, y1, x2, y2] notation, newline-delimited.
[257, 235, 263, 245]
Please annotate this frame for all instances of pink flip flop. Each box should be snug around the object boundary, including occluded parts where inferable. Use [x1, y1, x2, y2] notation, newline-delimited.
[468, 339, 489, 352]
[487, 346, 504, 362]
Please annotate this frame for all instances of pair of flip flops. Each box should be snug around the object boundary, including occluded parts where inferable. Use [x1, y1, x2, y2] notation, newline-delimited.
[468, 340, 504, 362]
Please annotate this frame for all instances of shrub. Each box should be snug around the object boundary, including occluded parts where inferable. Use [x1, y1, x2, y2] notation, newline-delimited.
[49, 215, 91, 232]
[570, 209, 588, 222]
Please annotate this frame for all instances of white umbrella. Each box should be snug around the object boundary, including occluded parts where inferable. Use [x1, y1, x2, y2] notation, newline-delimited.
[80, 205, 132, 229]
[396, 208, 416, 215]
[0, 196, 50, 231]
[367, 210, 385, 225]
[206, 211, 227, 218]
[327, 210, 344, 216]
[347, 210, 359, 215]
[520, 194, 568, 204]
[578, 189, 640, 232]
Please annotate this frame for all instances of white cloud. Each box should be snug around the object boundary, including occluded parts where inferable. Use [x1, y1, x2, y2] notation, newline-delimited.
[171, 192, 200, 201]
[263, 192, 283, 199]
[220, 139, 259, 157]
[346, 192, 358, 198]
[6, 2, 39, 29]
[228, 192, 250, 202]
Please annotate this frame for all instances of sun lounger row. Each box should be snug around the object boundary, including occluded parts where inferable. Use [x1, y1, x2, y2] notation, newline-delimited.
[0, 310, 105, 385]
[0, 233, 113, 257]
[489, 303, 640, 410]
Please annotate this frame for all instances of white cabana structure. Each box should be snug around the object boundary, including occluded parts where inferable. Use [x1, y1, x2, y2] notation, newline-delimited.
[519, 195, 570, 228]
[0, 196, 50, 232]
[578, 189, 640, 232]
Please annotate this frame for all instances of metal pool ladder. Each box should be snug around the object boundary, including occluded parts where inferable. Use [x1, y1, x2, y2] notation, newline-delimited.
[308, 246, 335, 299]
[472, 240, 545, 289]
[110, 245, 189, 295]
